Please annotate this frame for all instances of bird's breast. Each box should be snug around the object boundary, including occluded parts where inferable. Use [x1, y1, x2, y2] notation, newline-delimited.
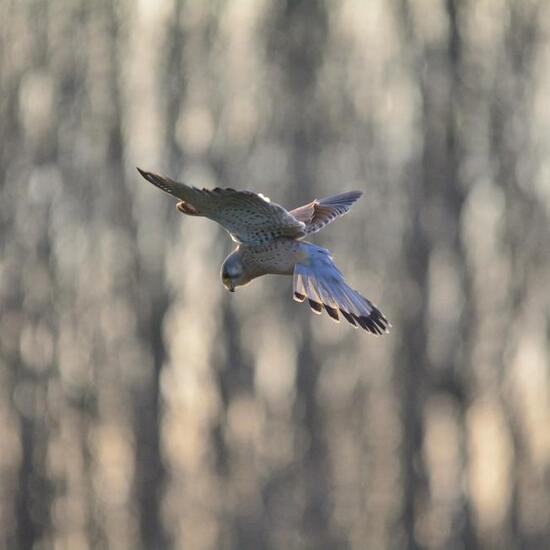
[241, 239, 307, 276]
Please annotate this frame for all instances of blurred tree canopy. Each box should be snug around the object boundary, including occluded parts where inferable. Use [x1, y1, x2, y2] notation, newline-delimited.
[1, 1, 550, 549]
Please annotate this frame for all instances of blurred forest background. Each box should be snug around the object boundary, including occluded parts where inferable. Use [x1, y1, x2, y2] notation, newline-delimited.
[1, 1, 550, 549]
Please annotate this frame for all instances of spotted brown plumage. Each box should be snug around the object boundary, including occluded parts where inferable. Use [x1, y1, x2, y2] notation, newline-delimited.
[137, 168, 390, 335]
[137, 168, 306, 244]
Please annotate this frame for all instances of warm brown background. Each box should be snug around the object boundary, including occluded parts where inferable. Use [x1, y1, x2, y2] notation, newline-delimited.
[1, 1, 550, 549]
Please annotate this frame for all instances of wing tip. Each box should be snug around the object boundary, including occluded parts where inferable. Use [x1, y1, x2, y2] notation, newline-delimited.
[136, 168, 186, 200]
[328, 190, 364, 203]
[136, 167, 158, 185]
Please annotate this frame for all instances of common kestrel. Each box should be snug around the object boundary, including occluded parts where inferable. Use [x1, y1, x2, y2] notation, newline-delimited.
[137, 168, 389, 335]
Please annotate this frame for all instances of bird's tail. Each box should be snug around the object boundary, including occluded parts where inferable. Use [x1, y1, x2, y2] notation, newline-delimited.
[293, 246, 389, 335]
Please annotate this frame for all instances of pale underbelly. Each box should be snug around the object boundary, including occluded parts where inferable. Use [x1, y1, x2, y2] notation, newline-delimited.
[242, 240, 308, 277]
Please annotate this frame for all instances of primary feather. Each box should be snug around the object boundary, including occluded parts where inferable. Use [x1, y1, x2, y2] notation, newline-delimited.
[290, 191, 363, 236]
[137, 168, 305, 244]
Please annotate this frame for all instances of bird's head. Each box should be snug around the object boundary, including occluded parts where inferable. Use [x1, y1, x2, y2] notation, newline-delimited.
[221, 251, 248, 292]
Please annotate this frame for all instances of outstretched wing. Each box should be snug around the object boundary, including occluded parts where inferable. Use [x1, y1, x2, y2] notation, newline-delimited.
[293, 244, 389, 335]
[290, 191, 363, 236]
[137, 168, 306, 245]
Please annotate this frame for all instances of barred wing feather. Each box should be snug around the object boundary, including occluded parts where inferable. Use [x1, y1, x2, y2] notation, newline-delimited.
[137, 168, 306, 244]
[293, 245, 389, 335]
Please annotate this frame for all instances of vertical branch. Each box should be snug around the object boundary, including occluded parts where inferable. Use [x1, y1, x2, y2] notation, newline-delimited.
[265, 1, 342, 547]
[488, 3, 548, 547]
[392, 0, 477, 547]
[6, 2, 58, 547]
[392, 3, 430, 547]
[438, 1, 477, 547]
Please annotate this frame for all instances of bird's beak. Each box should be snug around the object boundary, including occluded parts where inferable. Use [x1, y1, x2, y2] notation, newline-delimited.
[224, 280, 235, 292]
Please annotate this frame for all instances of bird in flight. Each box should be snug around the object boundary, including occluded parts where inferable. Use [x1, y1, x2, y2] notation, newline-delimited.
[137, 168, 389, 335]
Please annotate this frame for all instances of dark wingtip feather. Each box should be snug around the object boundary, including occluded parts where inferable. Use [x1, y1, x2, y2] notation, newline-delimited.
[353, 315, 369, 332]
[294, 292, 306, 303]
[137, 167, 160, 186]
[136, 168, 181, 198]
[368, 307, 390, 333]
[340, 310, 357, 327]
[308, 299, 323, 314]
[350, 306, 390, 335]
[136, 167, 150, 179]
[356, 315, 381, 335]
[324, 305, 340, 322]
